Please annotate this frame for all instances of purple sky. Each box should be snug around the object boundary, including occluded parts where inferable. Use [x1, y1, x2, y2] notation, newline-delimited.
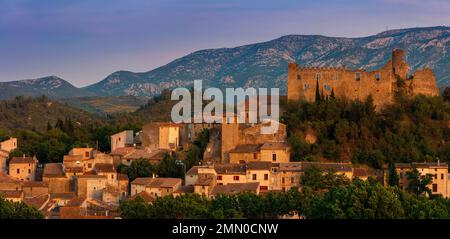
[1, 0, 449, 87]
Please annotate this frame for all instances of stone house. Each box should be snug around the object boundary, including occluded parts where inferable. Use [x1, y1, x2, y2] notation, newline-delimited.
[396, 162, 449, 198]
[111, 130, 134, 152]
[8, 156, 38, 181]
[130, 177, 182, 197]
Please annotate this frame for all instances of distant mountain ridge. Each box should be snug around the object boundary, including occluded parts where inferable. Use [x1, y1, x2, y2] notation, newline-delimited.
[0, 76, 95, 100]
[1, 26, 450, 99]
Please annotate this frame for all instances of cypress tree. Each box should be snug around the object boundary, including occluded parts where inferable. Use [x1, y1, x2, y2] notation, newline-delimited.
[315, 79, 321, 103]
[388, 163, 399, 187]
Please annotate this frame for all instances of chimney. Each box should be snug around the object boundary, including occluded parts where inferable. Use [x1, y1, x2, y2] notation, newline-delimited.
[438, 159, 440, 166]
[23, 154, 25, 158]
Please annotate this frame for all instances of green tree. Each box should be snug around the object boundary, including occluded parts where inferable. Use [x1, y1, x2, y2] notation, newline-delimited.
[307, 180, 405, 219]
[388, 163, 399, 187]
[157, 153, 182, 178]
[406, 167, 433, 197]
[119, 196, 150, 219]
[443, 87, 450, 102]
[126, 158, 154, 182]
[0, 197, 43, 219]
[315, 79, 321, 103]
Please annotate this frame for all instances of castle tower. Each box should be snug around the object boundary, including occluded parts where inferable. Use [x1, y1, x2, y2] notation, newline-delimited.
[221, 114, 240, 163]
[392, 49, 409, 80]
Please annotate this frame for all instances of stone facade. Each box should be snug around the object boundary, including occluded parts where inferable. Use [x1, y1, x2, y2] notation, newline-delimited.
[396, 162, 449, 198]
[221, 115, 287, 163]
[287, 49, 439, 108]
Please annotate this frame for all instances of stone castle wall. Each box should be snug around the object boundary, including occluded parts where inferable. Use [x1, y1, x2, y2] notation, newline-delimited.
[287, 49, 439, 108]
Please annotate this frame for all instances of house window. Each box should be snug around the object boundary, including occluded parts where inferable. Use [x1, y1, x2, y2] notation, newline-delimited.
[291, 177, 294, 183]
[282, 177, 285, 184]
[297, 74, 302, 80]
[264, 174, 268, 180]
[432, 184, 438, 193]
[441, 174, 444, 180]
[260, 186, 268, 191]
[305, 83, 310, 91]
[217, 175, 222, 180]
[217, 183, 223, 186]
[355, 72, 361, 81]
[16, 168, 20, 174]
[233, 176, 240, 181]
[85, 152, 90, 158]
[435, 174, 437, 179]
[253, 153, 258, 159]
[316, 73, 321, 81]
[111, 174, 114, 179]
[272, 153, 277, 162]
[375, 73, 381, 81]
[252, 174, 257, 180]
[28, 169, 31, 174]
[88, 163, 92, 168]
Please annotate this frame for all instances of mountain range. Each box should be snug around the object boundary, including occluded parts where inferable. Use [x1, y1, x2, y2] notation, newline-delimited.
[1, 26, 450, 100]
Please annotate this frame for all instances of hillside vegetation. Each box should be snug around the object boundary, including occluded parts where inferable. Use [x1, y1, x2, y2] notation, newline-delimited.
[283, 95, 450, 168]
[63, 96, 149, 115]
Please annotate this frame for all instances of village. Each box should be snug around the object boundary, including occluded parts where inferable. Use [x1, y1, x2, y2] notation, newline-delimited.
[1, 109, 449, 219]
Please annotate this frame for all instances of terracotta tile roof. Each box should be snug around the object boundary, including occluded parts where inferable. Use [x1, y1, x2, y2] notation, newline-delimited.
[22, 181, 48, 187]
[123, 148, 167, 161]
[110, 147, 136, 156]
[210, 182, 260, 196]
[130, 191, 155, 203]
[247, 161, 271, 170]
[65, 167, 84, 173]
[0, 172, 22, 183]
[0, 190, 23, 198]
[50, 192, 76, 200]
[396, 162, 449, 169]
[229, 144, 261, 153]
[278, 162, 303, 172]
[77, 174, 106, 179]
[131, 177, 181, 188]
[10, 156, 37, 164]
[63, 155, 83, 162]
[301, 162, 353, 173]
[43, 163, 65, 177]
[186, 166, 200, 176]
[174, 185, 194, 194]
[214, 164, 247, 175]
[260, 142, 290, 150]
[83, 170, 97, 175]
[65, 197, 86, 207]
[94, 163, 116, 173]
[194, 174, 215, 186]
[23, 194, 50, 210]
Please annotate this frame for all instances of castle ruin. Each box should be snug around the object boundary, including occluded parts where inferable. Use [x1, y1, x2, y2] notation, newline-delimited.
[287, 49, 439, 107]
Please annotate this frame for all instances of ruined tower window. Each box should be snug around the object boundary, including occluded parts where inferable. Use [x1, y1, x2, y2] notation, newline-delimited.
[332, 74, 338, 81]
[305, 83, 310, 91]
[297, 74, 302, 80]
[355, 72, 361, 81]
[375, 73, 381, 81]
[316, 73, 321, 81]
[324, 84, 331, 91]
